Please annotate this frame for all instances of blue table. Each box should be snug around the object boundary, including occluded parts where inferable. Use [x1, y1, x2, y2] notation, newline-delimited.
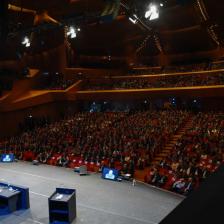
[0, 188, 20, 214]
[49, 188, 76, 224]
[0, 182, 30, 215]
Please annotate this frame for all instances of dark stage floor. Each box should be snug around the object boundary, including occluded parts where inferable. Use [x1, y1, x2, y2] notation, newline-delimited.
[0, 162, 183, 224]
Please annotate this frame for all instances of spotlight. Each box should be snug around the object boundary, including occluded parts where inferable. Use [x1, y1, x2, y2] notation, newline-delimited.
[22, 36, 31, 48]
[160, 3, 164, 7]
[67, 27, 76, 38]
[67, 26, 80, 39]
[145, 4, 159, 21]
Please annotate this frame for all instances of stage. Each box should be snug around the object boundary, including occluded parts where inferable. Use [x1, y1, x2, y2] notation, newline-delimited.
[0, 162, 183, 224]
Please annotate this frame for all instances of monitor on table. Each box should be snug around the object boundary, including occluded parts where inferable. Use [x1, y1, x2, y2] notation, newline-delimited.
[1, 154, 14, 162]
[102, 167, 119, 181]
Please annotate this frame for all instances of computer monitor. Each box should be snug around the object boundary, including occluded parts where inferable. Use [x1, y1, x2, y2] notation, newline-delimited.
[102, 167, 119, 181]
[1, 153, 14, 162]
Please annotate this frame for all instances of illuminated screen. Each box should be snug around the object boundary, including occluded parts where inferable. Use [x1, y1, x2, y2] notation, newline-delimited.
[102, 167, 119, 181]
[1, 154, 14, 162]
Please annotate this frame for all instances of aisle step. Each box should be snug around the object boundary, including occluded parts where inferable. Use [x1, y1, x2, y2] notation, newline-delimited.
[162, 150, 171, 153]
[157, 153, 168, 157]
[150, 116, 194, 167]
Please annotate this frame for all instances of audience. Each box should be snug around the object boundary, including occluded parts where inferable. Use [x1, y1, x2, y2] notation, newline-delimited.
[212, 61, 224, 70]
[1, 109, 224, 196]
[83, 73, 224, 90]
[145, 112, 224, 195]
[128, 62, 210, 76]
[1, 110, 188, 177]
[35, 72, 76, 90]
[1, 61, 224, 198]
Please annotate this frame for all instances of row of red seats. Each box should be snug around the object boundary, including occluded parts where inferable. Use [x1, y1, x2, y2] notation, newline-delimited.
[21, 151, 124, 172]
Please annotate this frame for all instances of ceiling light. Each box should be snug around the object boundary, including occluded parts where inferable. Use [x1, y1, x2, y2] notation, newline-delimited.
[70, 32, 77, 39]
[145, 4, 159, 21]
[67, 26, 79, 39]
[22, 36, 31, 48]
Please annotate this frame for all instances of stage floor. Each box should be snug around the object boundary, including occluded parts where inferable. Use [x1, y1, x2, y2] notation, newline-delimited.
[0, 162, 183, 224]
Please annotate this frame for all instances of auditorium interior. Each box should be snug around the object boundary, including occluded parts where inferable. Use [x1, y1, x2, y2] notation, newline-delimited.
[0, 0, 224, 224]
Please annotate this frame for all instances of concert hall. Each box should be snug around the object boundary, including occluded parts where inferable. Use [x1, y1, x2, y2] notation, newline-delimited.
[0, 0, 223, 223]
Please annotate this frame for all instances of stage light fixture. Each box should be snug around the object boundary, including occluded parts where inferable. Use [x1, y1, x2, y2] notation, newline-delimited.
[67, 27, 76, 38]
[67, 26, 80, 39]
[145, 4, 159, 21]
[22, 36, 31, 47]
[129, 14, 138, 24]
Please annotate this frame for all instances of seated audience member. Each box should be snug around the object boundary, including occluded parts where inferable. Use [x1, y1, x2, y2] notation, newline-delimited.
[172, 178, 186, 194]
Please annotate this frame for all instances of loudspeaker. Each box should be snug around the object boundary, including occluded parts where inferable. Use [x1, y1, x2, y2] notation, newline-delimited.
[32, 160, 39, 165]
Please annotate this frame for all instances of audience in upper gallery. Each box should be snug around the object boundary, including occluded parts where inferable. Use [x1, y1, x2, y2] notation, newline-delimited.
[212, 61, 224, 70]
[1, 110, 188, 177]
[83, 72, 224, 90]
[35, 72, 76, 90]
[129, 67, 162, 76]
[128, 62, 211, 76]
[163, 62, 210, 73]
[144, 112, 224, 195]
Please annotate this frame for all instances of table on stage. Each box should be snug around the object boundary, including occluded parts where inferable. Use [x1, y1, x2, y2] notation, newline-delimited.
[49, 188, 76, 224]
[0, 182, 30, 215]
[0, 187, 20, 214]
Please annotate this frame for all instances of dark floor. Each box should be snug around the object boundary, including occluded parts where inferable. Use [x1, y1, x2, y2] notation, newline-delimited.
[0, 162, 183, 224]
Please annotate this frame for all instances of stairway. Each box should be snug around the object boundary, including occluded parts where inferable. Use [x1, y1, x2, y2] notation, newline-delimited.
[151, 116, 193, 165]
[134, 116, 194, 181]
